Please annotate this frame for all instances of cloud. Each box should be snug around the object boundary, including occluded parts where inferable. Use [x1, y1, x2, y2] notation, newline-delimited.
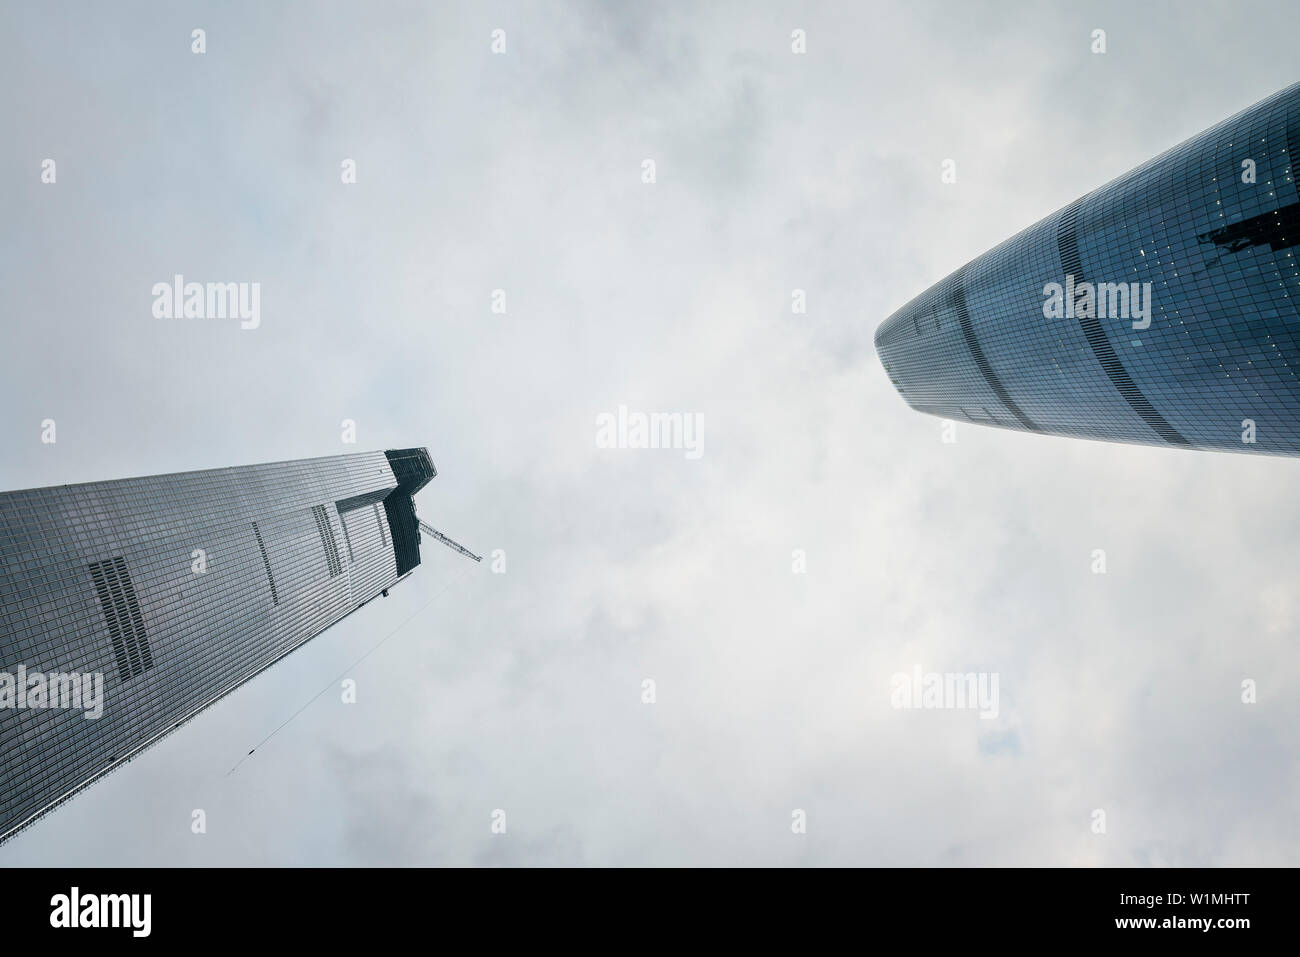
[1, 0, 1297, 865]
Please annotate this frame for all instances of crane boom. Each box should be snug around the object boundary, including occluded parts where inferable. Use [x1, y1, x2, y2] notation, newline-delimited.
[417, 519, 482, 562]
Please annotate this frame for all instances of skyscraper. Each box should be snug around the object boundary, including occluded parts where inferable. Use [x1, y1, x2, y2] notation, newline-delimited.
[0, 448, 458, 843]
[876, 82, 1300, 455]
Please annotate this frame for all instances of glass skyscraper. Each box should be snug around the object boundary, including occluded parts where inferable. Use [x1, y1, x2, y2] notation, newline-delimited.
[0, 448, 440, 843]
[876, 82, 1299, 455]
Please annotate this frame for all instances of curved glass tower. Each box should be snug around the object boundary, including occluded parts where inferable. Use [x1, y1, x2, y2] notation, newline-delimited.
[876, 82, 1300, 455]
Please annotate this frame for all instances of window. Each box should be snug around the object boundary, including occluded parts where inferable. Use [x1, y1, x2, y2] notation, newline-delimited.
[252, 521, 279, 605]
[88, 556, 154, 681]
[312, 505, 344, 578]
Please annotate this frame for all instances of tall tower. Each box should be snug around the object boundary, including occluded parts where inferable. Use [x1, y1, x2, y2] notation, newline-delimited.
[0, 448, 453, 842]
[876, 83, 1300, 455]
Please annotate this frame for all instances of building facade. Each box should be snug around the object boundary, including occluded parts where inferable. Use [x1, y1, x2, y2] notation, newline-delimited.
[876, 82, 1300, 455]
[0, 448, 437, 843]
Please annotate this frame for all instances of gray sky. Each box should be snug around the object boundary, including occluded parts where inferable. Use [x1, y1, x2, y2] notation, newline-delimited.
[1, 0, 1298, 865]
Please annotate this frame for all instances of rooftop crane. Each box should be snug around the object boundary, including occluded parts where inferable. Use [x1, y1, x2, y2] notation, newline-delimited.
[417, 518, 482, 563]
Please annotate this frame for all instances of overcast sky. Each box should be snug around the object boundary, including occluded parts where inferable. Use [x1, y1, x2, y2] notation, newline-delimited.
[2, 0, 1298, 865]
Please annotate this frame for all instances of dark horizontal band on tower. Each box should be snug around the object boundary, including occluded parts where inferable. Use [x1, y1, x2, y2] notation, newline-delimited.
[948, 267, 1043, 434]
[1056, 199, 1193, 448]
